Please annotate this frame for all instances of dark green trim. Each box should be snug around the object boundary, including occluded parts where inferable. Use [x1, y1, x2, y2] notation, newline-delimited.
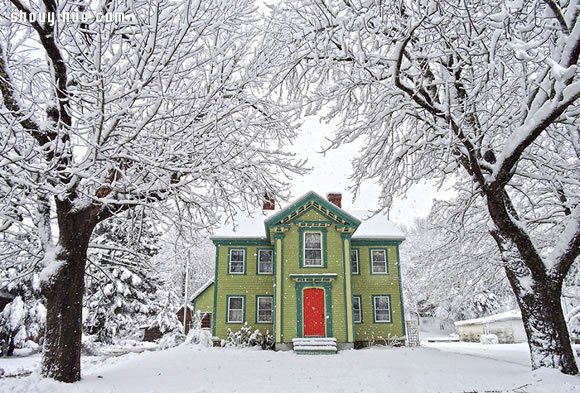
[396, 245, 407, 336]
[372, 294, 392, 323]
[212, 238, 271, 246]
[295, 282, 333, 338]
[211, 249, 219, 336]
[227, 247, 247, 275]
[298, 227, 328, 268]
[265, 191, 361, 229]
[351, 239, 403, 246]
[226, 295, 246, 324]
[353, 295, 363, 323]
[256, 248, 274, 275]
[369, 248, 389, 274]
[255, 295, 274, 324]
[351, 248, 360, 274]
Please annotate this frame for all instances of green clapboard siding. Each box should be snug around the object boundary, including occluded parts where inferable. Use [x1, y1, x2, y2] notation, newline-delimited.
[213, 244, 274, 339]
[193, 283, 214, 313]
[351, 243, 405, 340]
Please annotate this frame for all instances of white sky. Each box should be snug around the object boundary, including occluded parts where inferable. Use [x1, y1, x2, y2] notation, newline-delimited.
[289, 116, 455, 229]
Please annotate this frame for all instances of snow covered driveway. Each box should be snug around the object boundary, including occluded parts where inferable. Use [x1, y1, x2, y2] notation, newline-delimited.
[1, 345, 578, 393]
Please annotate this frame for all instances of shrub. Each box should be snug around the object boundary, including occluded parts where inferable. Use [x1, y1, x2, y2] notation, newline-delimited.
[224, 323, 274, 350]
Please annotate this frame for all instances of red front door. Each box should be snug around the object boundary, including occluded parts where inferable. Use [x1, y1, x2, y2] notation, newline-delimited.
[303, 288, 325, 337]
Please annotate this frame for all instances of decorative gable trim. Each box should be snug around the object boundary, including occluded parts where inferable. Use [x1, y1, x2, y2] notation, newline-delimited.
[265, 191, 361, 232]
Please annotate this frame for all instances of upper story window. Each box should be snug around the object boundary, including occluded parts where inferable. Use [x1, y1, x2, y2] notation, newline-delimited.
[371, 249, 388, 274]
[304, 232, 323, 266]
[351, 249, 359, 274]
[257, 249, 273, 274]
[228, 249, 245, 274]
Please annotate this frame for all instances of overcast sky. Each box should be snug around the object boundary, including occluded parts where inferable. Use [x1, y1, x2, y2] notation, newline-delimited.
[289, 116, 455, 229]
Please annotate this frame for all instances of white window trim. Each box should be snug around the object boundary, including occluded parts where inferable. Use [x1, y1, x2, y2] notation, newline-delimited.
[351, 249, 359, 274]
[371, 249, 388, 274]
[228, 249, 246, 274]
[257, 249, 274, 275]
[227, 296, 244, 323]
[353, 295, 362, 323]
[256, 296, 273, 323]
[303, 231, 323, 267]
[373, 296, 391, 323]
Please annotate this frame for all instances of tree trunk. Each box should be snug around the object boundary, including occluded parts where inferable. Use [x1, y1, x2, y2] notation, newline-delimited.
[506, 268, 578, 375]
[487, 191, 578, 375]
[41, 205, 97, 382]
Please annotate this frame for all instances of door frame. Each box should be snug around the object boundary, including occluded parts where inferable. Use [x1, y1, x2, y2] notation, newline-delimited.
[295, 282, 333, 338]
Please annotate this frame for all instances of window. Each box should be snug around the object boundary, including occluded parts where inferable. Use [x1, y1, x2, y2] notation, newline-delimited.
[257, 296, 273, 323]
[353, 296, 362, 323]
[371, 249, 388, 274]
[258, 250, 273, 274]
[200, 313, 212, 329]
[304, 232, 323, 266]
[229, 249, 245, 274]
[373, 295, 391, 323]
[351, 249, 359, 274]
[227, 296, 244, 323]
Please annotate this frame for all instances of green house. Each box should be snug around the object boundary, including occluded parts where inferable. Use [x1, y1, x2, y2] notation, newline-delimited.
[192, 191, 406, 351]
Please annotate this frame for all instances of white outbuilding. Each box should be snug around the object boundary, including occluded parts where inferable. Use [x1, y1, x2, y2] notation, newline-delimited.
[454, 310, 527, 343]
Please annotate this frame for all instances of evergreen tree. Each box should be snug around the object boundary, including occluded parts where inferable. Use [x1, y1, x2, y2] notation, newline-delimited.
[83, 210, 162, 343]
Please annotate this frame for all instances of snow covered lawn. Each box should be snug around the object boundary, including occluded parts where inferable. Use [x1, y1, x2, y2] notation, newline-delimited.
[1, 344, 579, 393]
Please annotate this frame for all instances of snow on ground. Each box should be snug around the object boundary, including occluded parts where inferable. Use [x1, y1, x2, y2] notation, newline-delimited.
[1, 344, 579, 393]
[424, 341, 533, 367]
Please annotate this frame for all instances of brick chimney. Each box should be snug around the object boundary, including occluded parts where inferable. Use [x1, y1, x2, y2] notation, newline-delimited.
[326, 192, 342, 208]
[263, 192, 275, 210]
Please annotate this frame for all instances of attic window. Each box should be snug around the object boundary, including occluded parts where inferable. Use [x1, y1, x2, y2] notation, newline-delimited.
[304, 232, 323, 266]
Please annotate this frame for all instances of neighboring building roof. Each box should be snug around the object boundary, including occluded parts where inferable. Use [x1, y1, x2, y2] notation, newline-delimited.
[454, 310, 522, 327]
[211, 191, 405, 241]
[190, 279, 215, 303]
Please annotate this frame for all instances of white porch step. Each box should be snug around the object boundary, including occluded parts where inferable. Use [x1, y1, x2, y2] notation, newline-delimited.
[292, 337, 337, 354]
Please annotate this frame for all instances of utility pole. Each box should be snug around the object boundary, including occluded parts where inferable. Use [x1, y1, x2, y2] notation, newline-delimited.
[183, 249, 190, 333]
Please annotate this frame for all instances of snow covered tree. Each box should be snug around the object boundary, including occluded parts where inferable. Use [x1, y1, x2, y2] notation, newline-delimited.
[0, 296, 46, 356]
[268, 0, 580, 374]
[401, 204, 515, 322]
[0, 0, 303, 382]
[84, 209, 162, 343]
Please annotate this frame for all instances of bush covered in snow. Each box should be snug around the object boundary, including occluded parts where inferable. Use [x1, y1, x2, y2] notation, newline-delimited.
[0, 296, 46, 356]
[224, 323, 274, 350]
[158, 331, 186, 350]
[369, 334, 406, 348]
[184, 329, 213, 347]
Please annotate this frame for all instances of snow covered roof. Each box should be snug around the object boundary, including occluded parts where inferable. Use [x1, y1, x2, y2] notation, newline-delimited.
[211, 211, 275, 239]
[210, 191, 404, 241]
[454, 310, 522, 327]
[190, 279, 215, 303]
[347, 210, 405, 240]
